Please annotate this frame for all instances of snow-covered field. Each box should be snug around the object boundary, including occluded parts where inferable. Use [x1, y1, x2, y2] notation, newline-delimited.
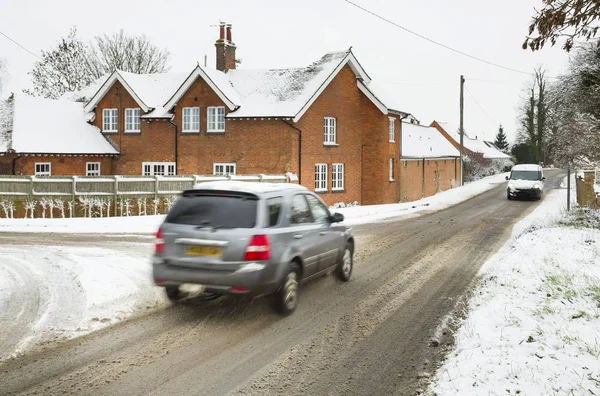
[429, 177, 600, 395]
[0, 172, 508, 233]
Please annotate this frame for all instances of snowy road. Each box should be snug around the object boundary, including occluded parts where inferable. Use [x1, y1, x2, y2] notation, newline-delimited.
[1, 170, 565, 395]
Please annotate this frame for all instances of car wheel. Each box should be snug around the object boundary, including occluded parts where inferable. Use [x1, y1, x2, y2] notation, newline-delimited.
[507, 193, 512, 200]
[276, 263, 300, 315]
[336, 244, 353, 282]
[165, 286, 181, 301]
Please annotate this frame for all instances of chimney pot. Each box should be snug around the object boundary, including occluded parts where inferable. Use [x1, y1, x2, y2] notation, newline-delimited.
[226, 24, 232, 42]
[219, 22, 225, 40]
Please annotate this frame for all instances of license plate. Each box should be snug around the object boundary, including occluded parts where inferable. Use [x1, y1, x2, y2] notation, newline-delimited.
[186, 245, 222, 257]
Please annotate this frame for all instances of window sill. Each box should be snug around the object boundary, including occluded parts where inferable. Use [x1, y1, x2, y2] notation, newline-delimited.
[207, 130, 225, 133]
[124, 131, 141, 134]
[331, 189, 345, 193]
[103, 130, 118, 134]
[206, 131, 226, 135]
[389, 140, 396, 143]
[323, 143, 339, 147]
[389, 179, 396, 183]
[315, 189, 329, 194]
[181, 130, 200, 134]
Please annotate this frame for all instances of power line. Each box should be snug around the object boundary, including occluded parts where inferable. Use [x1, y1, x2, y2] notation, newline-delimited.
[0, 31, 41, 59]
[342, 0, 531, 76]
[465, 85, 497, 125]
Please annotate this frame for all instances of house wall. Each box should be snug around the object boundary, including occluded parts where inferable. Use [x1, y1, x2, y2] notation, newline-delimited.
[295, 65, 364, 206]
[13, 156, 113, 176]
[93, 81, 176, 175]
[399, 158, 459, 202]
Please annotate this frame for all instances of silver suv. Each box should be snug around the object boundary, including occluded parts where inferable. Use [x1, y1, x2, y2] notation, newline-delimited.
[152, 181, 355, 315]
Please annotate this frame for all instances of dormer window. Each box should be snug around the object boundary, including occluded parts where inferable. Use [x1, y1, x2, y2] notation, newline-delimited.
[207, 106, 225, 132]
[102, 109, 118, 133]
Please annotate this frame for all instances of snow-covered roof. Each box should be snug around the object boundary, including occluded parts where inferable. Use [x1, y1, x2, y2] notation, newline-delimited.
[7, 95, 118, 155]
[362, 80, 409, 115]
[402, 122, 460, 158]
[434, 122, 511, 160]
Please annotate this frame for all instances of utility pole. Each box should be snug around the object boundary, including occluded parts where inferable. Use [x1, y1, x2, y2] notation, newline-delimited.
[459, 75, 465, 186]
[567, 167, 571, 211]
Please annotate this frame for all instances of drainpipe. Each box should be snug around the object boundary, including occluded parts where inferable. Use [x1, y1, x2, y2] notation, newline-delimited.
[168, 118, 178, 175]
[11, 154, 21, 175]
[398, 113, 410, 200]
[422, 158, 425, 198]
[282, 120, 302, 184]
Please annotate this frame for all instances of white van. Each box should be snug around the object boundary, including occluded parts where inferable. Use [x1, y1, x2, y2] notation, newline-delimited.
[506, 164, 545, 200]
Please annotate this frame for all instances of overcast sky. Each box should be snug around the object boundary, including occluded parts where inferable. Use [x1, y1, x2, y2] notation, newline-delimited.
[0, 0, 570, 142]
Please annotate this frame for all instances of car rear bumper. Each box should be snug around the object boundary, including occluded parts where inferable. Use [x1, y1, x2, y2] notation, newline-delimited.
[152, 259, 279, 295]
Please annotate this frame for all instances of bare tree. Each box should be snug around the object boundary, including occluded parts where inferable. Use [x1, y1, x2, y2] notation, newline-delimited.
[25, 27, 92, 99]
[524, 0, 600, 51]
[85, 30, 171, 79]
[518, 67, 551, 164]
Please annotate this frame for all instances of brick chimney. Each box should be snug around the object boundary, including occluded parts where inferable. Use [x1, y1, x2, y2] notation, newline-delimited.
[215, 22, 237, 72]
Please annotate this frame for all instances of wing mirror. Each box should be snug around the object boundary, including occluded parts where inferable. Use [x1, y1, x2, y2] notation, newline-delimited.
[505, 176, 509, 181]
[542, 176, 546, 181]
[330, 213, 344, 223]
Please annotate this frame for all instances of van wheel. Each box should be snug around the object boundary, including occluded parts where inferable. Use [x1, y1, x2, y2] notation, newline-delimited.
[165, 286, 181, 301]
[275, 263, 300, 315]
[336, 244, 353, 282]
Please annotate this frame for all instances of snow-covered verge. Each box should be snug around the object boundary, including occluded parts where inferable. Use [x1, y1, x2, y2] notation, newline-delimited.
[0, 173, 509, 233]
[0, 243, 166, 362]
[429, 178, 600, 395]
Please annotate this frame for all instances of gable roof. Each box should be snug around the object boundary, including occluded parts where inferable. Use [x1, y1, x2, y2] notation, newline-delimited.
[432, 121, 511, 160]
[361, 80, 410, 116]
[6, 95, 117, 155]
[402, 122, 460, 159]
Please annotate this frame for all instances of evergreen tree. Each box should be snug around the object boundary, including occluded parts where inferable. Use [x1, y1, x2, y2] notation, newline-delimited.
[494, 124, 509, 153]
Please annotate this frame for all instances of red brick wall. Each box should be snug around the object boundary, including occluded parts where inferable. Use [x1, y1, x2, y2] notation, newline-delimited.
[93, 81, 176, 175]
[399, 158, 459, 202]
[295, 65, 363, 206]
[13, 156, 113, 176]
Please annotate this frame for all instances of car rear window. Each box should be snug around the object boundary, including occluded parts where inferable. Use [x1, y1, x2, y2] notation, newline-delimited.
[166, 191, 258, 228]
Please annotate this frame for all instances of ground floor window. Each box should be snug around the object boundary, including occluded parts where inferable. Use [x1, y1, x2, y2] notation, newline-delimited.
[35, 163, 51, 176]
[213, 163, 236, 176]
[315, 163, 328, 192]
[142, 162, 176, 176]
[332, 163, 344, 191]
[86, 162, 101, 176]
[389, 158, 395, 181]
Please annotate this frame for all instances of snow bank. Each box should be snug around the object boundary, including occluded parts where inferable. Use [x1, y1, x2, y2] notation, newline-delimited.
[429, 175, 600, 395]
[0, 173, 508, 233]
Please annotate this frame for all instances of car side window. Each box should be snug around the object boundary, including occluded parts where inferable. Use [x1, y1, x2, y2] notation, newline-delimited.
[306, 194, 330, 224]
[266, 197, 282, 227]
[291, 195, 313, 224]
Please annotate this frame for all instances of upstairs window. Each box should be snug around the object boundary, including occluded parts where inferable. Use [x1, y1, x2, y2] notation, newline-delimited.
[389, 117, 395, 142]
[102, 109, 118, 132]
[315, 163, 328, 192]
[142, 162, 176, 176]
[324, 117, 337, 145]
[207, 106, 226, 132]
[86, 162, 101, 176]
[35, 163, 51, 176]
[125, 108, 141, 133]
[182, 107, 200, 132]
[213, 163, 236, 176]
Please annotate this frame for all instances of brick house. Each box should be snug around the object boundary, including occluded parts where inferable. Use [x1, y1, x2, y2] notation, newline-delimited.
[0, 24, 420, 205]
[400, 121, 460, 201]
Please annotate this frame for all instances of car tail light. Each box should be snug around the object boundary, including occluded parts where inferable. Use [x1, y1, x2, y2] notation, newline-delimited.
[155, 228, 165, 254]
[244, 235, 271, 261]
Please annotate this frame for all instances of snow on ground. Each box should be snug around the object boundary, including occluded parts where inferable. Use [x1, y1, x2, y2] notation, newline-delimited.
[429, 175, 600, 395]
[0, 242, 166, 362]
[0, 173, 509, 233]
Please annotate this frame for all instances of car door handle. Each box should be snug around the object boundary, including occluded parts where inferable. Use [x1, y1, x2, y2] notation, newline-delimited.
[319, 231, 327, 236]
[293, 234, 304, 239]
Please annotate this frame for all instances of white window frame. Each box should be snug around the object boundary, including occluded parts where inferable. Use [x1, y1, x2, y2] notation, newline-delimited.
[332, 163, 344, 191]
[182, 107, 200, 133]
[86, 162, 101, 176]
[213, 162, 236, 176]
[102, 108, 118, 133]
[323, 117, 337, 145]
[207, 106, 226, 133]
[389, 158, 395, 182]
[34, 162, 51, 176]
[315, 163, 328, 192]
[142, 162, 176, 176]
[125, 108, 141, 133]
[388, 117, 396, 142]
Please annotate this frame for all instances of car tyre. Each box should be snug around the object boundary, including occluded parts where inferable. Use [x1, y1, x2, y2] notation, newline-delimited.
[275, 263, 300, 316]
[336, 244, 353, 282]
[165, 286, 181, 302]
[507, 193, 512, 200]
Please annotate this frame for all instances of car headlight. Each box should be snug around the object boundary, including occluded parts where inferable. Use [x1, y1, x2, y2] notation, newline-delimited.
[507, 183, 515, 190]
[533, 183, 540, 189]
